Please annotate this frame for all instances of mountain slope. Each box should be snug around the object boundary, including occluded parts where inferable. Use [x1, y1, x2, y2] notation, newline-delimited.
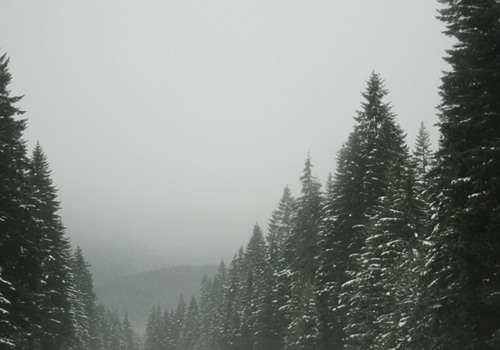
[95, 265, 218, 330]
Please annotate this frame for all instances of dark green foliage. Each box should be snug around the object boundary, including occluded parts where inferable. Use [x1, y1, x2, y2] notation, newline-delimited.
[123, 314, 138, 350]
[316, 73, 404, 349]
[27, 143, 74, 350]
[144, 306, 163, 350]
[423, 0, 500, 348]
[286, 155, 322, 285]
[0, 52, 42, 349]
[3, 4, 499, 345]
[179, 296, 200, 350]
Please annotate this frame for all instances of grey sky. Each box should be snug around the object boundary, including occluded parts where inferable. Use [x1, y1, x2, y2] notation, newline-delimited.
[0, 1, 452, 265]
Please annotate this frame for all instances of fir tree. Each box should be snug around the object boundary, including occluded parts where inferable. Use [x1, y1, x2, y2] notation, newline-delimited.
[424, 0, 500, 348]
[221, 249, 246, 350]
[122, 314, 138, 350]
[0, 51, 43, 349]
[69, 247, 96, 350]
[169, 295, 186, 349]
[259, 187, 296, 350]
[27, 142, 74, 350]
[241, 224, 267, 349]
[283, 155, 322, 350]
[0, 267, 14, 348]
[285, 154, 322, 284]
[316, 73, 404, 349]
[179, 296, 200, 350]
[144, 306, 163, 350]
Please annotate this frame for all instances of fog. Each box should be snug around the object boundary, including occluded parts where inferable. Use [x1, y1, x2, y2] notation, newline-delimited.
[0, 1, 451, 266]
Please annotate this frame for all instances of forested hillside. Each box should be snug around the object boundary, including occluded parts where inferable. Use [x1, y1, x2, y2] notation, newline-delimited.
[1, 0, 499, 349]
[142, 1, 500, 349]
[95, 265, 218, 330]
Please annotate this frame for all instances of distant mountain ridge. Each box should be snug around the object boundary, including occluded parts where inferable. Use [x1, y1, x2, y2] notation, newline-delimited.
[95, 265, 219, 331]
[69, 231, 176, 287]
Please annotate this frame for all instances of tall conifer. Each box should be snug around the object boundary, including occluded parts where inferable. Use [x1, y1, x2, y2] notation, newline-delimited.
[424, 1, 500, 348]
[316, 73, 404, 349]
[27, 143, 74, 350]
[0, 52, 43, 349]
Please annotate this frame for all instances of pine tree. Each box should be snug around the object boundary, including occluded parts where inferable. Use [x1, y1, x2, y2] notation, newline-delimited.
[122, 314, 138, 350]
[221, 249, 245, 350]
[284, 280, 319, 350]
[69, 247, 97, 350]
[267, 186, 296, 255]
[285, 155, 322, 285]
[169, 295, 186, 349]
[0, 51, 43, 349]
[342, 96, 411, 349]
[194, 275, 213, 350]
[144, 306, 163, 350]
[282, 155, 322, 350]
[423, 1, 500, 348]
[259, 187, 295, 350]
[241, 224, 267, 349]
[161, 309, 171, 350]
[27, 142, 74, 350]
[0, 267, 14, 348]
[316, 73, 405, 349]
[179, 296, 200, 350]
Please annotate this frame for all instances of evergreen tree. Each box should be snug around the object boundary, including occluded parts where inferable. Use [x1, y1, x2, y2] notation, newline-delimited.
[122, 314, 138, 350]
[221, 249, 246, 350]
[286, 154, 322, 284]
[0, 267, 14, 348]
[194, 275, 213, 350]
[0, 51, 43, 349]
[241, 224, 267, 349]
[267, 186, 296, 254]
[169, 295, 186, 349]
[259, 187, 296, 350]
[27, 142, 74, 350]
[284, 281, 319, 350]
[69, 247, 96, 350]
[342, 96, 410, 349]
[316, 73, 404, 349]
[282, 155, 322, 350]
[424, 1, 500, 348]
[144, 306, 163, 350]
[179, 296, 200, 350]
[413, 122, 434, 187]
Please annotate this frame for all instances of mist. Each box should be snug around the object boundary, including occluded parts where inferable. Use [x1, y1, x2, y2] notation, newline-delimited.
[0, 0, 451, 268]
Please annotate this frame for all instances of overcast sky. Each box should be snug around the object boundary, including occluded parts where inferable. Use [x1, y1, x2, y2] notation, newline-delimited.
[1, 0, 452, 265]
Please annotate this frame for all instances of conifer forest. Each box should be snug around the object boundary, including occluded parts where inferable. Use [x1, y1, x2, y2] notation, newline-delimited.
[1, 1, 500, 349]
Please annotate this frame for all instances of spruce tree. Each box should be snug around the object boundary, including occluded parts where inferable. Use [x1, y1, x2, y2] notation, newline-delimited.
[69, 247, 97, 350]
[285, 154, 322, 284]
[122, 314, 138, 350]
[283, 155, 322, 350]
[0, 267, 14, 348]
[144, 306, 163, 350]
[221, 249, 245, 350]
[179, 296, 200, 350]
[27, 142, 74, 350]
[342, 98, 410, 349]
[242, 224, 268, 349]
[316, 73, 404, 349]
[424, 0, 500, 348]
[0, 51, 43, 349]
[194, 275, 213, 350]
[260, 187, 295, 350]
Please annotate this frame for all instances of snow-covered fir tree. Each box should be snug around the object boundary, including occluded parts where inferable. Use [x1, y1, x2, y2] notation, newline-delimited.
[422, 0, 500, 348]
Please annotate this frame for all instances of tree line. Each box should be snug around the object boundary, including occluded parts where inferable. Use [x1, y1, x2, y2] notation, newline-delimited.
[0, 55, 140, 349]
[143, 1, 500, 349]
